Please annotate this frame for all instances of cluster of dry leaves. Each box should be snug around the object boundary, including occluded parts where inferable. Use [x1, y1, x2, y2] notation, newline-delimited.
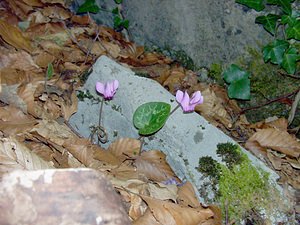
[0, 0, 299, 223]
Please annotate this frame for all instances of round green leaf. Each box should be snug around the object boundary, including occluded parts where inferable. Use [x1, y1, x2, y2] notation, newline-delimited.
[281, 47, 299, 74]
[133, 102, 171, 136]
[263, 39, 289, 64]
[228, 78, 251, 100]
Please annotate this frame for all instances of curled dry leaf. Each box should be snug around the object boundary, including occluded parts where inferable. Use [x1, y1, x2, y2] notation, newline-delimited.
[163, 67, 186, 94]
[41, 6, 71, 20]
[177, 181, 201, 208]
[148, 182, 178, 202]
[108, 138, 141, 161]
[141, 195, 215, 225]
[133, 208, 161, 225]
[0, 136, 54, 177]
[135, 150, 179, 183]
[0, 20, 33, 53]
[246, 128, 300, 158]
[0, 105, 37, 135]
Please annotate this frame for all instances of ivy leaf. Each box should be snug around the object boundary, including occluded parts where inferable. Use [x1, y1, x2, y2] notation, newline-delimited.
[112, 7, 119, 14]
[281, 14, 296, 26]
[286, 20, 300, 40]
[281, 47, 299, 74]
[255, 14, 281, 35]
[223, 64, 251, 100]
[263, 39, 289, 64]
[133, 102, 171, 136]
[114, 0, 122, 3]
[235, 0, 265, 11]
[266, 0, 292, 15]
[77, 0, 100, 14]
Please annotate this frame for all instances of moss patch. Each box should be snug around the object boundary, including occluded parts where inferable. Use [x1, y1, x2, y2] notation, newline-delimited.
[197, 142, 283, 223]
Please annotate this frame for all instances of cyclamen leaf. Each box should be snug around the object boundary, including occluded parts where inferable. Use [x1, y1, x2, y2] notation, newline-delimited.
[263, 39, 289, 64]
[255, 14, 281, 35]
[281, 47, 299, 74]
[133, 102, 171, 136]
[77, 0, 100, 14]
[235, 0, 265, 11]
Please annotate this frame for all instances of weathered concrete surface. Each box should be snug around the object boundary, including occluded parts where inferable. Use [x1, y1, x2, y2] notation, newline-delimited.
[69, 56, 280, 194]
[72, 0, 271, 67]
[0, 169, 131, 225]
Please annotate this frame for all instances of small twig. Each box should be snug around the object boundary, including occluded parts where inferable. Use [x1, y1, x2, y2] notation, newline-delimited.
[288, 89, 300, 125]
[279, 70, 300, 79]
[239, 88, 300, 115]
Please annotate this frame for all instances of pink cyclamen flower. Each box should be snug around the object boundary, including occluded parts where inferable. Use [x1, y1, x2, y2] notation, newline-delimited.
[96, 80, 119, 100]
[176, 90, 203, 112]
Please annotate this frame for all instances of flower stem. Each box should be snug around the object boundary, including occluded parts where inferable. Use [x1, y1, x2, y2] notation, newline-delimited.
[98, 97, 104, 127]
[169, 104, 181, 117]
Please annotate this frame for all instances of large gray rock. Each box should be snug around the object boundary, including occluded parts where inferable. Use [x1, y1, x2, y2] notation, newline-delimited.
[123, 0, 270, 67]
[69, 56, 279, 193]
[71, 0, 271, 67]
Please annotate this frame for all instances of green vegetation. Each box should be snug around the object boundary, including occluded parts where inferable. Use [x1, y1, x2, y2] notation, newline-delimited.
[197, 142, 280, 223]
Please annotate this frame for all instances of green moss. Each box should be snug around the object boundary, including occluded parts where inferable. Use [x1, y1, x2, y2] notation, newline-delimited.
[197, 143, 281, 223]
[218, 160, 270, 223]
[208, 63, 224, 84]
[216, 142, 246, 169]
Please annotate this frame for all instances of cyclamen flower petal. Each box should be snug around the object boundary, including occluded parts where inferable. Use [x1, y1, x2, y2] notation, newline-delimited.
[96, 80, 119, 100]
[176, 90, 203, 112]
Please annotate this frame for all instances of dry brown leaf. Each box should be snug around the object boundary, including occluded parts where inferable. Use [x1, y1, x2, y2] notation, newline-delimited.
[133, 208, 161, 225]
[33, 51, 56, 68]
[249, 117, 288, 131]
[141, 195, 215, 225]
[40, 0, 66, 6]
[0, 50, 40, 71]
[267, 151, 283, 170]
[41, 6, 71, 20]
[135, 150, 179, 182]
[101, 40, 121, 58]
[108, 138, 141, 161]
[177, 181, 201, 208]
[247, 128, 300, 158]
[6, 0, 33, 20]
[0, 20, 33, 53]
[148, 182, 178, 202]
[71, 15, 91, 25]
[22, 0, 44, 7]
[163, 67, 186, 94]
[0, 106, 37, 135]
[0, 136, 55, 177]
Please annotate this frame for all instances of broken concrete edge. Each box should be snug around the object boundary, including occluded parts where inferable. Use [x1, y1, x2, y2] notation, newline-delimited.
[70, 55, 290, 221]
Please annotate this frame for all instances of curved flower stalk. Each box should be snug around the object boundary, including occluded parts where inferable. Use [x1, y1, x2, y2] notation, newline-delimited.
[91, 80, 119, 144]
[175, 90, 203, 113]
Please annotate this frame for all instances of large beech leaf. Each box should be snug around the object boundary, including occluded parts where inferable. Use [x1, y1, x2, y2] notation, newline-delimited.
[135, 150, 178, 182]
[281, 47, 299, 74]
[133, 102, 171, 135]
[255, 14, 281, 35]
[246, 128, 300, 158]
[77, 0, 100, 14]
[263, 39, 289, 64]
[223, 64, 251, 100]
[235, 0, 265, 11]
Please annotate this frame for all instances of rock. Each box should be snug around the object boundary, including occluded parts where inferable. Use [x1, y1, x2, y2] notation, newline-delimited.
[0, 168, 131, 225]
[69, 55, 279, 192]
[71, 0, 271, 67]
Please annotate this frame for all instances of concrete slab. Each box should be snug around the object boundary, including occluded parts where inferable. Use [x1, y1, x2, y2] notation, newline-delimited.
[70, 56, 280, 195]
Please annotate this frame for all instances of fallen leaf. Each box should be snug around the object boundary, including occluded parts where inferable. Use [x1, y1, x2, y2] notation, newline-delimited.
[141, 195, 215, 225]
[135, 150, 179, 182]
[0, 105, 37, 135]
[108, 138, 141, 161]
[247, 128, 300, 158]
[0, 136, 54, 177]
[0, 19, 33, 53]
[177, 181, 201, 208]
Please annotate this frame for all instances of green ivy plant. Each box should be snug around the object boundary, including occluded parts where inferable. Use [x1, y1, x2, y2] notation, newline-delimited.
[76, 0, 129, 31]
[236, 0, 300, 74]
